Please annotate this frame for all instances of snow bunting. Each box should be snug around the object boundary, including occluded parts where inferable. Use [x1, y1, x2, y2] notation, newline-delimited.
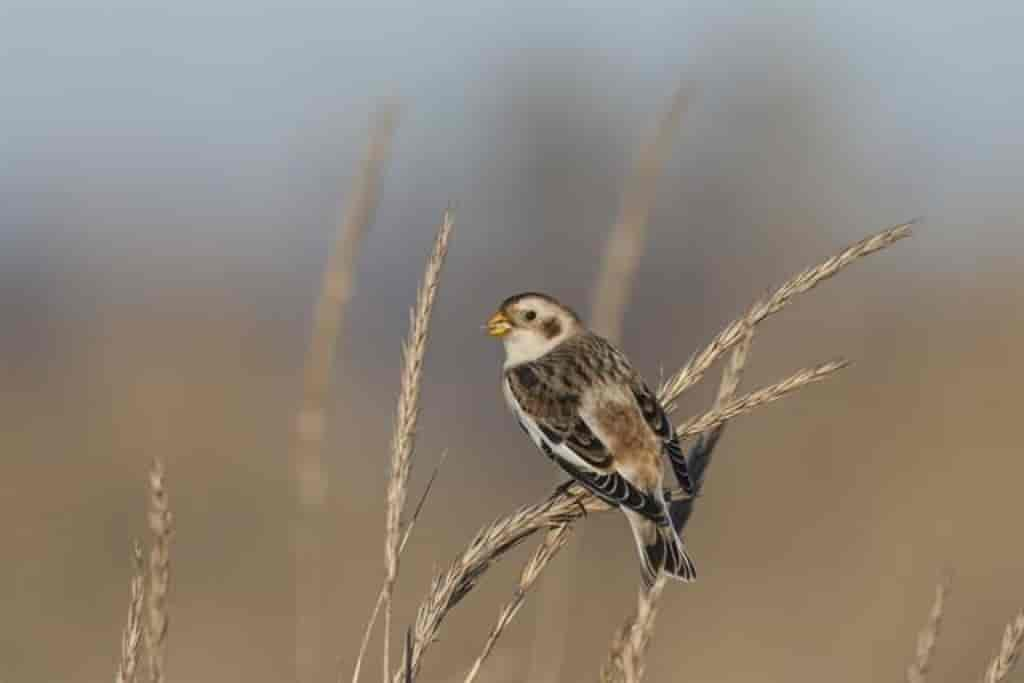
[486, 292, 696, 585]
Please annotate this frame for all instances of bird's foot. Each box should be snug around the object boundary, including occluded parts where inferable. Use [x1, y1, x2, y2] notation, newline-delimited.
[554, 478, 588, 517]
[555, 478, 578, 497]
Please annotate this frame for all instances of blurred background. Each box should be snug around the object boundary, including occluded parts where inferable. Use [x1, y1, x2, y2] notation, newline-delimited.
[2, 1, 1023, 681]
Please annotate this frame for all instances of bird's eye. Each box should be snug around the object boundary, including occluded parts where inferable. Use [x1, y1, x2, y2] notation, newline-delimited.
[524, 310, 537, 321]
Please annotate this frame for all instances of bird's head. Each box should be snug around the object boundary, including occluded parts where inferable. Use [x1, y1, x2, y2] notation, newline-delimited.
[485, 292, 582, 366]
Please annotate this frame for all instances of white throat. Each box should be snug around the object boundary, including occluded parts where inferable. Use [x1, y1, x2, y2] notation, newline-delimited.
[502, 330, 565, 368]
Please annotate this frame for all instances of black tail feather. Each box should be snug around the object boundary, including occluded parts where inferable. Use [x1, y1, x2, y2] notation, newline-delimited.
[649, 525, 697, 585]
[627, 511, 697, 587]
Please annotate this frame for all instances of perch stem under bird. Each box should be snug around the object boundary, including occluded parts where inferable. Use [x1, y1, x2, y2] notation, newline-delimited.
[393, 359, 847, 682]
[393, 221, 912, 682]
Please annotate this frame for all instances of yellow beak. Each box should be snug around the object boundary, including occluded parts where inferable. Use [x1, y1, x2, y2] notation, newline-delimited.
[485, 311, 512, 337]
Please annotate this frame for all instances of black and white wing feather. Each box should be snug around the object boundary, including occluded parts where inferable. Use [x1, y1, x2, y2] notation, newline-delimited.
[551, 456, 669, 525]
[630, 380, 694, 495]
[503, 362, 669, 526]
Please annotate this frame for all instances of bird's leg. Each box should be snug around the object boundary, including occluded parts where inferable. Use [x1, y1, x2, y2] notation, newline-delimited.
[554, 477, 577, 497]
[553, 478, 589, 518]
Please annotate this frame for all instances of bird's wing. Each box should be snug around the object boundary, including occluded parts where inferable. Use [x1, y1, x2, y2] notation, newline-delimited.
[552, 456, 669, 526]
[504, 361, 669, 525]
[565, 332, 695, 495]
[504, 362, 612, 470]
[631, 379, 694, 495]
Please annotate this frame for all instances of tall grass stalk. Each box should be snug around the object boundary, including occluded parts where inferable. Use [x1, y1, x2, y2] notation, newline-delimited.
[115, 542, 146, 683]
[292, 105, 397, 683]
[381, 209, 455, 682]
[144, 457, 172, 683]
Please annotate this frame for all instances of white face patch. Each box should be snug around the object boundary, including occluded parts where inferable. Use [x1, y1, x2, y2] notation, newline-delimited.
[499, 297, 577, 367]
[502, 327, 564, 367]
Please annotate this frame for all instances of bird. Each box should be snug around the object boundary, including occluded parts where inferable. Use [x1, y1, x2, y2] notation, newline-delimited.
[485, 291, 696, 586]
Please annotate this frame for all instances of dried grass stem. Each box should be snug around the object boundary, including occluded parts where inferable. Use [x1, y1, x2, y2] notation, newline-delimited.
[983, 610, 1024, 683]
[382, 210, 455, 681]
[463, 526, 572, 683]
[115, 542, 146, 683]
[145, 457, 172, 683]
[589, 87, 690, 341]
[295, 105, 397, 683]
[659, 221, 913, 410]
[906, 577, 950, 683]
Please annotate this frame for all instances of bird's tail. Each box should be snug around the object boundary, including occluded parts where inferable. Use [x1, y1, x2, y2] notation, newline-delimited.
[624, 509, 696, 587]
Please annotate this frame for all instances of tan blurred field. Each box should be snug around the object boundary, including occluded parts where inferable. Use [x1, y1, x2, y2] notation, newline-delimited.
[2, 3, 1024, 681]
[4, 215, 1023, 682]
